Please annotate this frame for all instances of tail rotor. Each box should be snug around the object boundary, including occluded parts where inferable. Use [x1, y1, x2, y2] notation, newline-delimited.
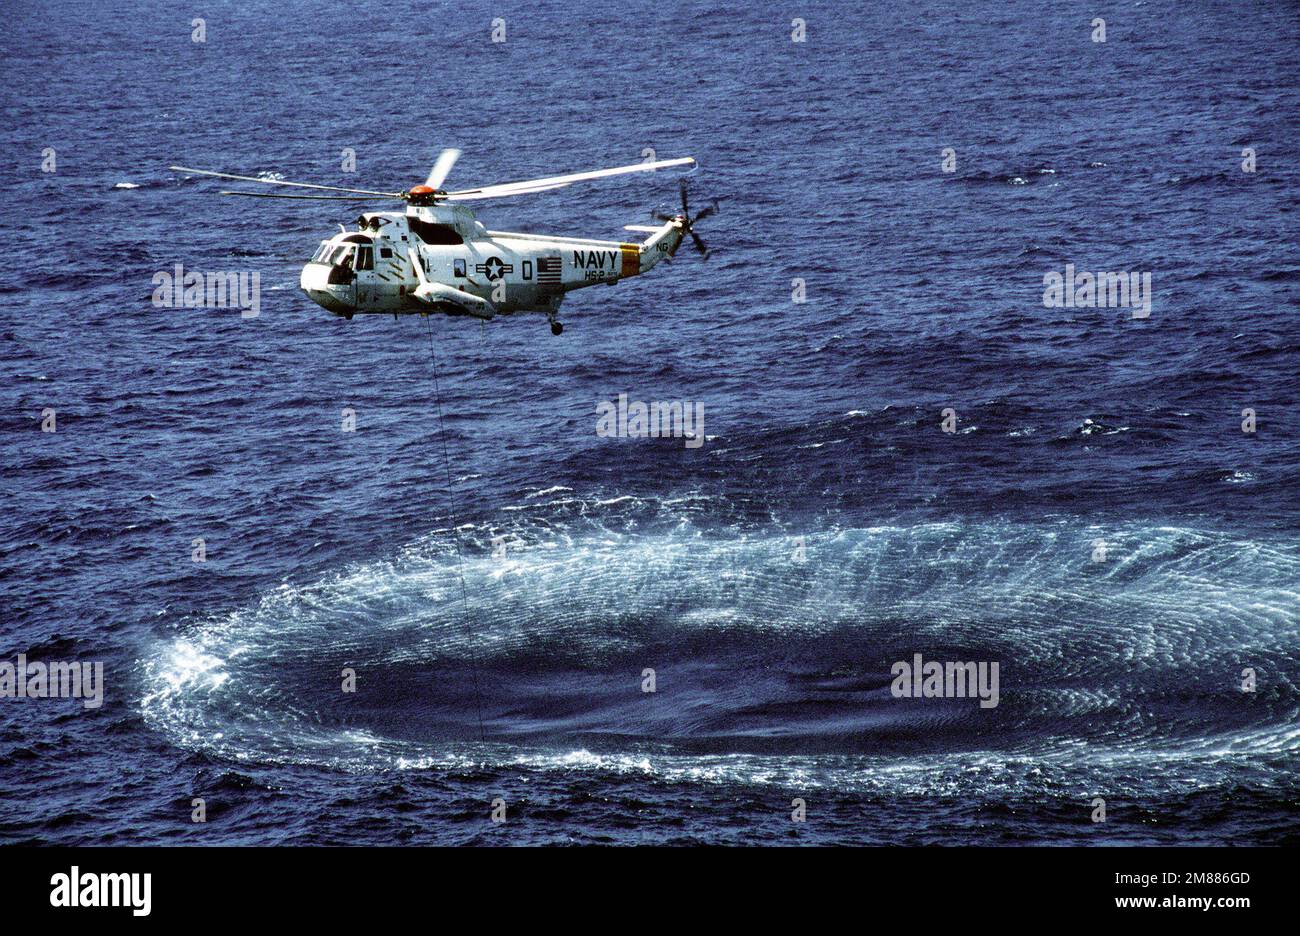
[654, 179, 717, 258]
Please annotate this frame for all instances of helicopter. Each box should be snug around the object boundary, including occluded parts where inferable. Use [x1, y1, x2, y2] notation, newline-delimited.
[169, 150, 713, 334]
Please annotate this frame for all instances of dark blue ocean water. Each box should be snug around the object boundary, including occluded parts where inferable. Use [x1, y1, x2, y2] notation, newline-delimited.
[1, 0, 1297, 845]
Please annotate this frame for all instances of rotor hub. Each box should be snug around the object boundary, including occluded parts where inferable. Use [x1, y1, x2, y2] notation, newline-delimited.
[406, 185, 444, 206]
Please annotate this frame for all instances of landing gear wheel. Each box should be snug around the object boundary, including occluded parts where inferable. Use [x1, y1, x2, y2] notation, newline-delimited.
[343, 312, 354, 321]
[550, 321, 564, 336]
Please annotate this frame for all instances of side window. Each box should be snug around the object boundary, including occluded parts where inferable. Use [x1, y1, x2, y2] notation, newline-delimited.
[356, 246, 373, 271]
[379, 247, 393, 259]
[453, 259, 466, 277]
[522, 260, 533, 280]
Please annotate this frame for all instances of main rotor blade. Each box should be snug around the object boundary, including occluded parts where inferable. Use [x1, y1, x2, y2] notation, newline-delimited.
[690, 230, 709, 257]
[218, 190, 377, 200]
[444, 156, 695, 200]
[171, 165, 402, 198]
[442, 181, 573, 202]
[424, 148, 461, 190]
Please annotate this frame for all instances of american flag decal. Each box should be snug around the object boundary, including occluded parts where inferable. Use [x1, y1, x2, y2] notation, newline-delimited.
[537, 255, 562, 286]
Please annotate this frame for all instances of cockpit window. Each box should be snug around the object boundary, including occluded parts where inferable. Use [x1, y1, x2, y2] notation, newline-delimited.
[326, 244, 355, 267]
[313, 240, 370, 267]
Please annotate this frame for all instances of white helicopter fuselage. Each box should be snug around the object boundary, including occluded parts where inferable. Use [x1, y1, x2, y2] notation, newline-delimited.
[300, 202, 686, 321]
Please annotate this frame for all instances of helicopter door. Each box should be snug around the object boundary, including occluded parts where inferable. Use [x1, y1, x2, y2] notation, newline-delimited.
[352, 244, 379, 309]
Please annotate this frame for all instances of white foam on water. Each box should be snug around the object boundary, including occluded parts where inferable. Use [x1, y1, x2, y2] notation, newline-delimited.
[139, 515, 1299, 794]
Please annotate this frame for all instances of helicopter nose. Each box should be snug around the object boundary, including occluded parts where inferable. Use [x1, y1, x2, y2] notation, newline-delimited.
[300, 263, 354, 315]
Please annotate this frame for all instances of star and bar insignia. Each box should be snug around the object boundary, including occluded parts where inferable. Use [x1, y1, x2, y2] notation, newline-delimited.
[475, 256, 513, 280]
